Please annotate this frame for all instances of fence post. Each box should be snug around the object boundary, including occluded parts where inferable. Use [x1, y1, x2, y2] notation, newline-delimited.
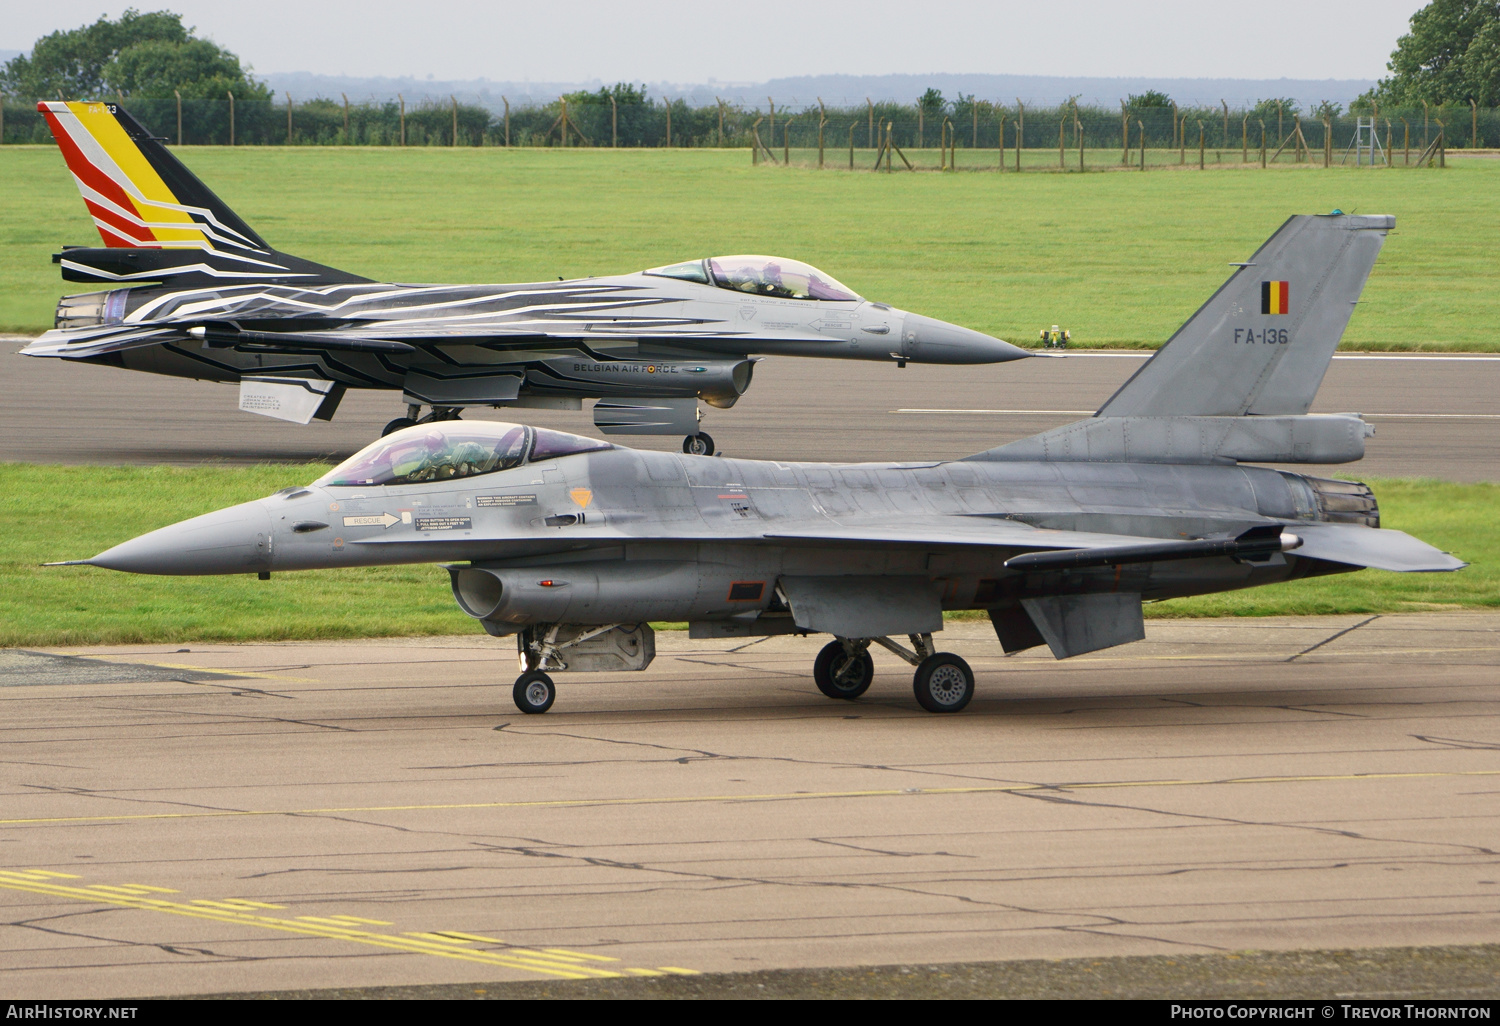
[752, 117, 761, 165]
[399, 94, 406, 146]
[848, 120, 855, 169]
[1198, 120, 1205, 169]
[451, 96, 458, 146]
[665, 98, 671, 148]
[1120, 100, 1128, 164]
[1323, 115, 1331, 167]
[1260, 121, 1266, 167]
[783, 116, 790, 164]
[503, 96, 510, 146]
[1221, 99, 1228, 148]
[286, 92, 293, 145]
[818, 98, 826, 168]
[973, 102, 978, 149]
[1472, 98, 1478, 148]
[716, 97, 724, 148]
[886, 121, 893, 171]
[1076, 106, 1083, 171]
[561, 96, 569, 148]
[1422, 100, 1429, 150]
[1058, 115, 1065, 169]
[918, 107, 923, 149]
[1277, 102, 1284, 147]
[867, 98, 873, 147]
[1015, 100, 1023, 171]
[949, 117, 956, 169]
[1179, 107, 1185, 164]
[1241, 114, 1248, 163]
[173, 89, 182, 145]
[342, 93, 350, 142]
[767, 97, 775, 148]
[1385, 118, 1393, 165]
[227, 90, 234, 146]
[998, 111, 1006, 171]
[1138, 119, 1145, 170]
[1171, 100, 1178, 150]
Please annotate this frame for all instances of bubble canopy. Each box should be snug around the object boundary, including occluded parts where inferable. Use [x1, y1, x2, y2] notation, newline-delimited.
[644, 256, 861, 302]
[315, 422, 612, 488]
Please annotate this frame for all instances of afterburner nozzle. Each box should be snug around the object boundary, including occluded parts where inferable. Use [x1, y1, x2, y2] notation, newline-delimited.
[83, 500, 274, 575]
[901, 313, 1030, 364]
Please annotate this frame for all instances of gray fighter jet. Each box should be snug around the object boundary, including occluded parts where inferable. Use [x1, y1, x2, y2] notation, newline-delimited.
[60, 213, 1464, 715]
[26, 101, 1026, 455]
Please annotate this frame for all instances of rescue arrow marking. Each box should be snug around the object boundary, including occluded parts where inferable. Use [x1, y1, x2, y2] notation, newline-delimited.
[342, 512, 402, 529]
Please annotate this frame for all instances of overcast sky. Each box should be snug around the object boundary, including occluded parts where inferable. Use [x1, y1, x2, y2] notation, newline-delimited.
[6, 0, 1422, 84]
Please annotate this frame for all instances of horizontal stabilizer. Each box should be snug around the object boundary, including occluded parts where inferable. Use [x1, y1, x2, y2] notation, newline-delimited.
[1294, 523, 1466, 572]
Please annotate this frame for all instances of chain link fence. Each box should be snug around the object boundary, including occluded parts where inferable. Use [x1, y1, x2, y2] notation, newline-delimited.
[2, 94, 1491, 168]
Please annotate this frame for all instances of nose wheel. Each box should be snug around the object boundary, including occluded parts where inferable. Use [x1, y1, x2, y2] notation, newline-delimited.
[513, 671, 556, 714]
[682, 432, 715, 456]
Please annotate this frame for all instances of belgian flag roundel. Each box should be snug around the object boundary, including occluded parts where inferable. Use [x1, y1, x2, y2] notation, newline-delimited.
[1261, 280, 1290, 315]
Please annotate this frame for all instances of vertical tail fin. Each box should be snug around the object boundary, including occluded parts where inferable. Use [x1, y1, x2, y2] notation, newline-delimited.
[1096, 213, 1392, 418]
[38, 101, 367, 285]
[39, 100, 267, 253]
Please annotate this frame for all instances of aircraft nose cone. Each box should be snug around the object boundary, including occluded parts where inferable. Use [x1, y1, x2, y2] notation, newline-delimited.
[901, 313, 1030, 364]
[88, 501, 274, 575]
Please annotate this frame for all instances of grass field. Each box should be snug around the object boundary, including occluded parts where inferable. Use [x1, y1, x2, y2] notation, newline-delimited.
[2, 146, 1498, 348]
[0, 463, 1491, 647]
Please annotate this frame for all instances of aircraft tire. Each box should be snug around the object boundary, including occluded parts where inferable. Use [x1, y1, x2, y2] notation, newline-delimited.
[682, 432, 715, 456]
[513, 671, 556, 714]
[913, 653, 974, 713]
[813, 641, 874, 699]
[381, 417, 417, 437]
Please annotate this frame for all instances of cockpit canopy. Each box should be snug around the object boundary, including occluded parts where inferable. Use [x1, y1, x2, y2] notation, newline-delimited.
[315, 422, 612, 488]
[644, 255, 860, 302]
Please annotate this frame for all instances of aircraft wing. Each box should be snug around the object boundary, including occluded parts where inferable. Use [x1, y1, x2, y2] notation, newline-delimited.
[1292, 523, 1466, 572]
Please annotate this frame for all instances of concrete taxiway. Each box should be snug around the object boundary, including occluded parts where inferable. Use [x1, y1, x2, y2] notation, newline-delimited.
[2, 613, 1497, 998]
[5, 340, 1499, 479]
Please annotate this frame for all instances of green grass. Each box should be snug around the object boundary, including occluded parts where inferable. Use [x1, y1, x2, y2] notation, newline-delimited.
[2, 146, 1498, 348]
[1, 463, 1492, 647]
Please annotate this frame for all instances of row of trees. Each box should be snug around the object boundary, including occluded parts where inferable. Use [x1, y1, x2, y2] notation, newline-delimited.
[3, 4, 1496, 147]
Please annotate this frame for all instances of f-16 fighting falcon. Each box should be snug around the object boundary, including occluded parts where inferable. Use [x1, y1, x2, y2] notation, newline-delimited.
[57, 213, 1464, 715]
[24, 101, 1029, 455]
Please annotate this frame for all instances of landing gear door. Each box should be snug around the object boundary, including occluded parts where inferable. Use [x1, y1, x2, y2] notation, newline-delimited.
[239, 376, 345, 424]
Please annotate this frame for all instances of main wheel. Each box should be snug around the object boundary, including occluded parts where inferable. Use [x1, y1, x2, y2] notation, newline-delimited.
[913, 653, 974, 713]
[381, 417, 417, 437]
[513, 671, 556, 714]
[813, 641, 874, 700]
[682, 432, 715, 456]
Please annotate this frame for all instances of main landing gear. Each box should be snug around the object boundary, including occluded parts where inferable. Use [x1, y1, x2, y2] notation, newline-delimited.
[382, 404, 463, 437]
[682, 431, 715, 456]
[813, 634, 975, 713]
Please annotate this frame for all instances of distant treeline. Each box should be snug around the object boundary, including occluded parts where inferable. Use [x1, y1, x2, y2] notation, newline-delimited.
[3, 94, 1496, 150]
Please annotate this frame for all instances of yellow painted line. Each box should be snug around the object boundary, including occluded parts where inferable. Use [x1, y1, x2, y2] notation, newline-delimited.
[329, 915, 392, 925]
[659, 967, 702, 975]
[4, 768, 1500, 829]
[120, 884, 178, 893]
[132, 661, 318, 683]
[0, 877, 621, 980]
[626, 968, 666, 976]
[221, 900, 287, 910]
[542, 947, 620, 963]
[433, 931, 504, 943]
